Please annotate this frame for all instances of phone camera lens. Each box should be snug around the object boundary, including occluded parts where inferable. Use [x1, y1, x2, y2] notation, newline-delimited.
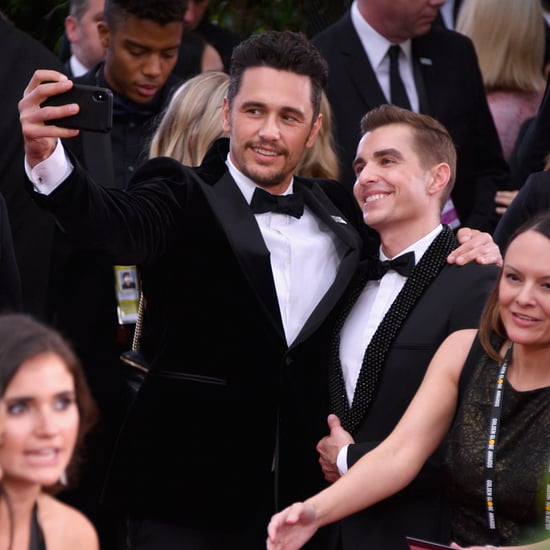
[94, 91, 106, 101]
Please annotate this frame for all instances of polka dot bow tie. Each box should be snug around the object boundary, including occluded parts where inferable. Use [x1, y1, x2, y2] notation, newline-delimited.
[366, 251, 415, 280]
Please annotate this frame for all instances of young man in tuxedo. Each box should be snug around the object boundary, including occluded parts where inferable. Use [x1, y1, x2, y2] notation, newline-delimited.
[314, 105, 499, 550]
[19, 30, 498, 549]
[312, 0, 512, 233]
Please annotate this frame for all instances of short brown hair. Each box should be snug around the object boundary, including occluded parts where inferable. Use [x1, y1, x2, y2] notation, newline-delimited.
[360, 104, 457, 205]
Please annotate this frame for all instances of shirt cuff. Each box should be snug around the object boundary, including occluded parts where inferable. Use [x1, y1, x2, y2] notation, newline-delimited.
[336, 444, 349, 475]
[25, 139, 73, 195]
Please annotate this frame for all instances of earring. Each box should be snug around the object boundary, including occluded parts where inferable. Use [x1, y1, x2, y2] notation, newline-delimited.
[59, 470, 68, 486]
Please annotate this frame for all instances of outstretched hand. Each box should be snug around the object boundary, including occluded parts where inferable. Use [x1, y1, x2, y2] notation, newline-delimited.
[267, 502, 319, 550]
[18, 69, 80, 167]
[447, 227, 502, 267]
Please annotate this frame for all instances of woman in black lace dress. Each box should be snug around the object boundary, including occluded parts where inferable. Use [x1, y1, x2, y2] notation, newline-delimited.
[0, 314, 98, 549]
[268, 211, 550, 549]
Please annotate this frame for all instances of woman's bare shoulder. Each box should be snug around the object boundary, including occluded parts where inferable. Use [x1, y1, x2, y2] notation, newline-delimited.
[38, 494, 99, 549]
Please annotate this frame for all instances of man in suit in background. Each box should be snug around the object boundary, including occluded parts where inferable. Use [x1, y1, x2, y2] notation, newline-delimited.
[312, 0, 512, 233]
[63, 0, 105, 78]
[315, 105, 499, 550]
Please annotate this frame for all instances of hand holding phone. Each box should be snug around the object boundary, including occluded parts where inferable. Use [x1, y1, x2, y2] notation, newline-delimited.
[40, 83, 113, 133]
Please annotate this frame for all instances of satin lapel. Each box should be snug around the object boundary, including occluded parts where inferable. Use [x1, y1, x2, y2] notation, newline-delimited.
[290, 181, 362, 347]
[339, 13, 388, 108]
[196, 172, 285, 340]
[344, 227, 459, 433]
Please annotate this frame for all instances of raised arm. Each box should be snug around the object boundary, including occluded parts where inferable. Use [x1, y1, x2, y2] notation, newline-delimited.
[18, 69, 79, 167]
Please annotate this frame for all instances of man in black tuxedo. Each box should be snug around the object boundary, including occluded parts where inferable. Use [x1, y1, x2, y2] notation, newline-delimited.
[19, 28, 499, 549]
[20, 30, 366, 549]
[315, 105, 499, 550]
[312, 0, 511, 233]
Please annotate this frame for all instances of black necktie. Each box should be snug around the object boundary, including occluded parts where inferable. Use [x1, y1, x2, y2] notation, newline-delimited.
[366, 251, 415, 280]
[250, 187, 304, 218]
[388, 44, 411, 110]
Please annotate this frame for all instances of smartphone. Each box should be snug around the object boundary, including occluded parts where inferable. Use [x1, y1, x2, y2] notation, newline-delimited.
[41, 83, 113, 133]
[406, 536, 453, 550]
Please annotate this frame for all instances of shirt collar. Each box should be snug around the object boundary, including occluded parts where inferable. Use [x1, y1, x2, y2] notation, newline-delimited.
[350, 0, 412, 69]
[69, 56, 89, 78]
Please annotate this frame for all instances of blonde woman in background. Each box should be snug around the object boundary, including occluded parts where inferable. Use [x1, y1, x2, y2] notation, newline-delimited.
[296, 90, 340, 181]
[456, 0, 546, 162]
[149, 71, 230, 166]
[149, 71, 340, 180]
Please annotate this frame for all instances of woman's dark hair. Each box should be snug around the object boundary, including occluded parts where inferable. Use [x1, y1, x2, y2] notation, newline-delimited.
[227, 30, 328, 122]
[0, 313, 97, 491]
[478, 211, 550, 361]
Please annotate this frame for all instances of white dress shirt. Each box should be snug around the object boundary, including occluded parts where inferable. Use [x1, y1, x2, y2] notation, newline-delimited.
[226, 156, 345, 345]
[69, 55, 91, 78]
[439, 0, 456, 30]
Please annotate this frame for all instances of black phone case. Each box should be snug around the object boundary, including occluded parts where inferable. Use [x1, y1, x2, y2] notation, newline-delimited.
[41, 84, 113, 133]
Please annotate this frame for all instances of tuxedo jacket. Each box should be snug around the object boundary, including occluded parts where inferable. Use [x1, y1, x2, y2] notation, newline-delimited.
[330, 228, 499, 550]
[312, 13, 511, 233]
[28, 139, 366, 531]
[493, 170, 550, 251]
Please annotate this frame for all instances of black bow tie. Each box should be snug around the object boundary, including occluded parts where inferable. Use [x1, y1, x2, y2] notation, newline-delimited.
[366, 251, 415, 280]
[250, 187, 304, 218]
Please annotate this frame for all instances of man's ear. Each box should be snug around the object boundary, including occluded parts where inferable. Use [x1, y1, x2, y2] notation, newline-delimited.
[97, 21, 110, 49]
[221, 97, 230, 134]
[427, 162, 451, 195]
[64, 16, 78, 43]
[305, 113, 323, 149]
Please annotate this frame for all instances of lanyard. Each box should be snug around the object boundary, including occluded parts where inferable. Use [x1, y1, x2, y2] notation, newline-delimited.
[484, 342, 550, 544]
[484, 342, 513, 544]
